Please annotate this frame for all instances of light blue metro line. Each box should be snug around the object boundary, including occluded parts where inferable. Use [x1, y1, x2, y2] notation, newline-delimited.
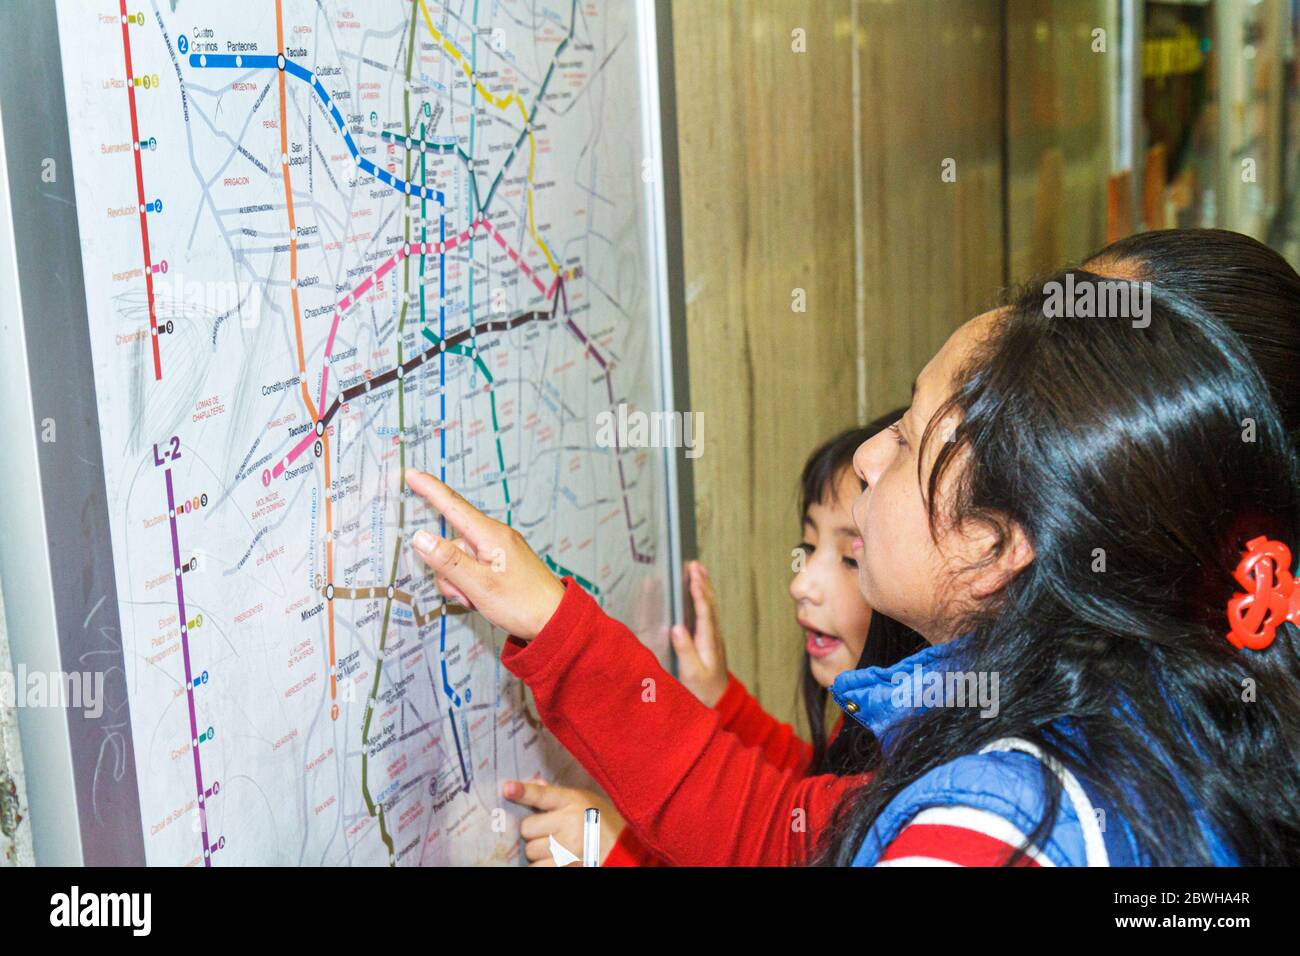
[188, 52, 446, 204]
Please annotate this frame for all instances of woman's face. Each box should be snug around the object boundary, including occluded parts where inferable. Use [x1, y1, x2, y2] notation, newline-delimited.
[849, 310, 1021, 644]
[790, 467, 874, 688]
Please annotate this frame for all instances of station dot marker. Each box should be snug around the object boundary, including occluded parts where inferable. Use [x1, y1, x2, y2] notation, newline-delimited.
[169, 508, 175, 517]
[200, 54, 207, 67]
[235, 55, 243, 68]
[326, 584, 335, 600]
[315, 421, 324, 436]
[134, 142, 140, 151]
[121, 14, 127, 24]
[278, 54, 286, 70]
[387, 585, 396, 599]
[193, 737, 198, 747]
[281, 153, 288, 165]
[139, 204, 146, 214]
[175, 567, 181, 577]
[396, 365, 404, 379]
[438, 242, 445, 254]
[356, 155, 364, 166]
[291, 278, 298, 289]
[152, 326, 159, 336]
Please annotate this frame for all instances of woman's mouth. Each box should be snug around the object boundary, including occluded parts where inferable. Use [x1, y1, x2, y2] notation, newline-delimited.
[805, 629, 844, 658]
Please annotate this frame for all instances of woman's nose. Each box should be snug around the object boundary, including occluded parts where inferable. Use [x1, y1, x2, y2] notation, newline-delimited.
[854, 430, 892, 489]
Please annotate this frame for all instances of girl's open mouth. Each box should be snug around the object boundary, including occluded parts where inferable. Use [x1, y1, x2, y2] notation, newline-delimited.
[805, 629, 844, 658]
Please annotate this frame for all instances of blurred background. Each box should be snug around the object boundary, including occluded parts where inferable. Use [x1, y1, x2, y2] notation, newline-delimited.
[673, 0, 1300, 730]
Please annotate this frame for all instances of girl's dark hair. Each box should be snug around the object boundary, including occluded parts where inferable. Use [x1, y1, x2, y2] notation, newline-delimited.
[797, 413, 926, 774]
[820, 261, 1300, 865]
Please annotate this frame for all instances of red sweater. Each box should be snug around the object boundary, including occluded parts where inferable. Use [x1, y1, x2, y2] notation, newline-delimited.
[502, 578, 865, 866]
[603, 672, 838, 865]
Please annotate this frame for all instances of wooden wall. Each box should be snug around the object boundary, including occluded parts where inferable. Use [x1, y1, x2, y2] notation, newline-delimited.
[1004, 0, 1116, 281]
[670, 0, 1005, 726]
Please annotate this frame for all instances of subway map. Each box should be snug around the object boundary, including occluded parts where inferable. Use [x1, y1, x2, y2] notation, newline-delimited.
[54, 0, 674, 865]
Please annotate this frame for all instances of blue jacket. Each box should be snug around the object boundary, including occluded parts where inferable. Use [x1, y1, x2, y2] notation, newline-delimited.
[828, 637, 1237, 866]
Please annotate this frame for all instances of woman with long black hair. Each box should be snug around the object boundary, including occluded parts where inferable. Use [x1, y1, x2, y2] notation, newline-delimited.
[819, 260, 1300, 864]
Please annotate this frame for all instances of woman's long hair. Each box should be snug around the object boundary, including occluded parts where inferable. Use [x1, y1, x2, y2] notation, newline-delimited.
[796, 414, 925, 774]
[1087, 228, 1300, 450]
[819, 265, 1300, 865]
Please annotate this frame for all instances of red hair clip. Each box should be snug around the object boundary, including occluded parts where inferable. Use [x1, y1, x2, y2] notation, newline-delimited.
[1226, 536, 1300, 651]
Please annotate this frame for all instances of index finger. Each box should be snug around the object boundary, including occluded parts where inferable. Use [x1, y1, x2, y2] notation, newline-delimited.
[404, 469, 499, 550]
[501, 779, 570, 812]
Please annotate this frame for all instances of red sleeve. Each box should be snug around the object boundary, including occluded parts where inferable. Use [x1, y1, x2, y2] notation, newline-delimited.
[502, 578, 865, 866]
[601, 826, 666, 867]
[714, 673, 813, 773]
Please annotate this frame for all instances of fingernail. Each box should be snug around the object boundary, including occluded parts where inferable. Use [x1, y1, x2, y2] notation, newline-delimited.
[411, 529, 438, 555]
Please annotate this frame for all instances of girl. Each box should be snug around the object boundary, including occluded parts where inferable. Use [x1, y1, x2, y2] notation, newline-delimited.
[502, 419, 920, 865]
[409, 230, 1300, 865]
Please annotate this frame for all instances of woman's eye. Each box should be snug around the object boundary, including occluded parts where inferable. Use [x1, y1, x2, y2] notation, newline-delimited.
[841, 556, 858, 570]
[796, 542, 814, 556]
[889, 422, 908, 448]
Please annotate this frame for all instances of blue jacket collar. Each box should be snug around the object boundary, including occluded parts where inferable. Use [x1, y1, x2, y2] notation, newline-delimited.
[829, 634, 971, 753]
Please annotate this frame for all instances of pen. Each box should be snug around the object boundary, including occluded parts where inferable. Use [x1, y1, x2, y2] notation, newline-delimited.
[583, 808, 600, 867]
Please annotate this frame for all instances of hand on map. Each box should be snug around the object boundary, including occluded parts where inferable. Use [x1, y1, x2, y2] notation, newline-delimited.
[405, 469, 566, 641]
[501, 779, 626, 867]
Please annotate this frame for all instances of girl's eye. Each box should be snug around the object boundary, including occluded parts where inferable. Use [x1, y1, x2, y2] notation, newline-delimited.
[796, 542, 814, 556]
[889, 422, 908, 448]
[841, 556, 858, 570]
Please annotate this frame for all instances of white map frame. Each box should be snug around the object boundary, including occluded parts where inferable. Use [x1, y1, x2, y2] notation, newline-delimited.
[0, 0, 692, 866]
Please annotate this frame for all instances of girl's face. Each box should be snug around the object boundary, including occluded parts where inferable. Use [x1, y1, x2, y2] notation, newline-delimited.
[849, 310, 1030, 644]
[790, 466, 874, 688]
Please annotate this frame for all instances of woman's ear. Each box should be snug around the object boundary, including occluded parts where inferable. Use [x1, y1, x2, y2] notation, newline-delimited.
[969, 518, 1035, 601]
[1001, 520, 1036, 578]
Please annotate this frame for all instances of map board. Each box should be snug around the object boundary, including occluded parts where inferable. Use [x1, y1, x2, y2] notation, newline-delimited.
[0, 0, 690, 865]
